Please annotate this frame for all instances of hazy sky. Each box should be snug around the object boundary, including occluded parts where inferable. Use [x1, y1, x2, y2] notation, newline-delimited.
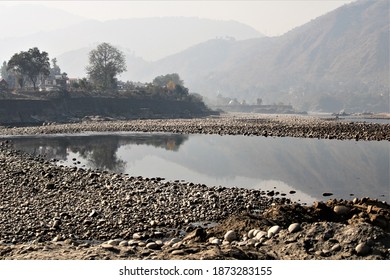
[14, 0, 354, 36]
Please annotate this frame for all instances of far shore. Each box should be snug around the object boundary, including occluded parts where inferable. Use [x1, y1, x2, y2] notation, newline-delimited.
[0, 113, 389, 141]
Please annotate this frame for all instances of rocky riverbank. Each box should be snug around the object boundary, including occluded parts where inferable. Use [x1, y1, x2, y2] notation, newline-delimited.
[0, 138, 389, 260]
[0, 113, 389, 260]
[0, 113, 389, 141]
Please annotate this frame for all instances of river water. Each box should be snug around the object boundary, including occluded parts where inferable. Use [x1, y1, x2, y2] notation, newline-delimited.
[4, 132, 389, 204]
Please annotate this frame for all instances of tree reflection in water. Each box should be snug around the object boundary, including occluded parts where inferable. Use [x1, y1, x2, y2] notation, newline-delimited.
[7, 133, 188, 174]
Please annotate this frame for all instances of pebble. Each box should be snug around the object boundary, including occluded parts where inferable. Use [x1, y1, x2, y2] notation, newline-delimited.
[107, 239, 121, 246]
[288, 223, 301, 233]
[209, 237, 222, 245]
[146, 242, 160, 250]
[224, 230, 238, 242]
[268, 225, 281, 238]
[101, 243, 114, 250]
[355, 242, 371, 256]
[333, 205, 351, 215]
[330, 244, 341, 252]
[254, 231, 267, 240]
[171, 249, 185, 256]
[248, 229, 256, 239]
[133, 233, 142, 240]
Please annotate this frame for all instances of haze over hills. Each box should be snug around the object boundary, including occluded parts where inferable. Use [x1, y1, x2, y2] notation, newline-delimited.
[0, 1, 388, 113]
[0, 4, 86, 39]
[0, 7, 262, 63]
[141, 0, 389, 112]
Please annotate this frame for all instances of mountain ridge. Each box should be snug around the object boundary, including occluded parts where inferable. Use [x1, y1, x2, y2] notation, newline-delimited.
[0, 16, 262, 63]
[142, 0, 389, 112]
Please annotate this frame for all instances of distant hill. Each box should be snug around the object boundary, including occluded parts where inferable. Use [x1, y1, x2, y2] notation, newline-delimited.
[141, 0, 389, 113]
[0, 16, 262, 64]
[0, 4, 86, 39]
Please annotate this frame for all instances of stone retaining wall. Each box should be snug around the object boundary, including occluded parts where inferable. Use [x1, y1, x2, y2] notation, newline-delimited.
[0, 97, 215, 125]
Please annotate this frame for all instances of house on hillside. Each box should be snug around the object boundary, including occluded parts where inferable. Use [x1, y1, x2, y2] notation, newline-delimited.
[43, 73, 68, 91]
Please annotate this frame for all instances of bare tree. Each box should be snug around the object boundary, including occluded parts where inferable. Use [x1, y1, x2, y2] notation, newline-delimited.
[86, 43, 126, 91]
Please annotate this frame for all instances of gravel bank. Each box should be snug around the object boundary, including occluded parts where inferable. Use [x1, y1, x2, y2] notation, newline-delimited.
[0, 113, 389, 141]
[0, 140, 389, 260]
[0, 113, 389, 259]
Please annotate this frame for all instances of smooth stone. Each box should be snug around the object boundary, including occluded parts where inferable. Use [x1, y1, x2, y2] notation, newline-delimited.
[267, 225, 281, 238]
[248, 229, 256, 239]
[224, 230, 238, 242]
[132, 233, 142, 240]
[128, 240, 138, 246]
[288, 223, 302, 233]
[107, 239, 121, 246]
[209, 238, 222, 245]
[254, 231, 267, 240]
[101, 244, 114, 249]
[333, 205, 351, 215]
[119, 241, 128, 247]
[169, 238, 181, 246]
[52, 235, 62, 242]
[146, 242, 160, 250]
[172, 242, 182, 249]
[355, 242, 371, 256]
[322, 192, 333, 197]
[171, 250, 186, 256]
[330, 244, 341, 252]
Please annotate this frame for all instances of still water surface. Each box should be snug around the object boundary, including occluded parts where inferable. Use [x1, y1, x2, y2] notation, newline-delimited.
[4, 132, 389, 204]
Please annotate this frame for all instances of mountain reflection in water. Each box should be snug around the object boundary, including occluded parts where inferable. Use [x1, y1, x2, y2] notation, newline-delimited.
[5, 132, 389, 204]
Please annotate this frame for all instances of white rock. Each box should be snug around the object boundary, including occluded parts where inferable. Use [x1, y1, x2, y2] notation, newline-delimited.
[107, 239, 120, 246]
[333, 205, 350, 215]
[209, 238, 222, 245]
[132, 233, 142, 240]
[267, 225, 281, 238]
[119, 241, 128, 247]
[169, 238, 181, 246]
[248, 229, 256, 239]
[146, 242, 160, 250]
[288, 223, 302, 233]
[224, 230, 238, 242]
[355, 242, 371, 256]
[254, 231, 267, 240]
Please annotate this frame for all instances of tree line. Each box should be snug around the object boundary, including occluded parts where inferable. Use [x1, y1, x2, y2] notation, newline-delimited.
[1, 43, 195, 101]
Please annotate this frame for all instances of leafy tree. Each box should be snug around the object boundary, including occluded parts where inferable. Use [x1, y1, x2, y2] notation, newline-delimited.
[86, 43, 126, 90]
[7, 47, 50, 90]
[153, 73, 183, 88]
[152, 73, 188, 98]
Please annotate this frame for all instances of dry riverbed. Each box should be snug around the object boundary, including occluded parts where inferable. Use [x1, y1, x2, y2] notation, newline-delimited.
[0, 113, 389, 260]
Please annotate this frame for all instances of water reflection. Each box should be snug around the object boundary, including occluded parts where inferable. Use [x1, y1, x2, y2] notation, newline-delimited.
[4, 132, 389, 204]
[7, 133, 188, 174]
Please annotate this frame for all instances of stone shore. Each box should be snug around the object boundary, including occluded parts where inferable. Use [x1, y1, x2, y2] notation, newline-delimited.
[0, 113, 389, 260]
[0, 113, 389, 141]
